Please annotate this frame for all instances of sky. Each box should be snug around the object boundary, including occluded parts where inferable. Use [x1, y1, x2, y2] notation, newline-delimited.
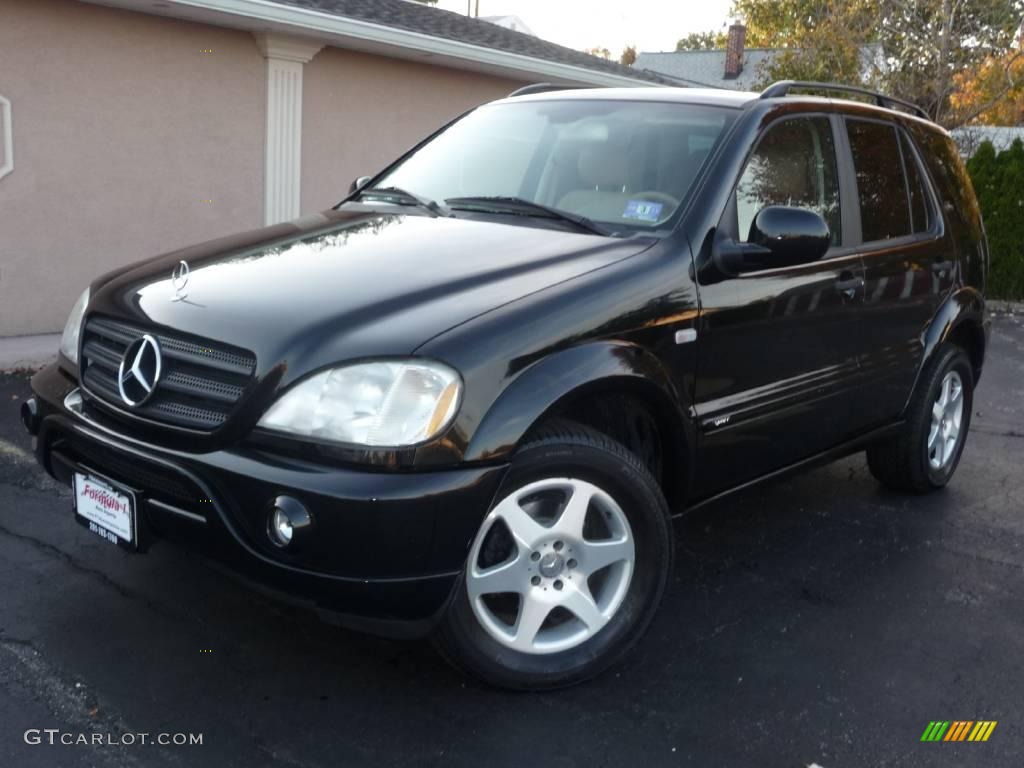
[431, 0, 735, 56]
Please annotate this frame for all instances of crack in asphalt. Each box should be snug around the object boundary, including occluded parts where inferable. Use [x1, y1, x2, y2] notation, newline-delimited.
[0, 521, 190, 626]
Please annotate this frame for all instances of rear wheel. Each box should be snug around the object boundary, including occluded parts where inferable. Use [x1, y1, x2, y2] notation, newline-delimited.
[434, 420, 673, 690]
[867, 343, 974, 492]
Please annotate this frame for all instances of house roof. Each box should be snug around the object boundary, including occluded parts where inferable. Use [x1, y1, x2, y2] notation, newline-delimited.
[264, 0, 669, 84]
[635, 49, 776, 90]
[84, 0, 669, 87]
[480, 15, 535, 37]
[636, 43, 884, 91]
[952, 126, 1024, 155]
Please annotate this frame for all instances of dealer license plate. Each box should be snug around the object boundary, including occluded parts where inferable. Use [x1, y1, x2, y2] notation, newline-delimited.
[73, 472, 136, 550]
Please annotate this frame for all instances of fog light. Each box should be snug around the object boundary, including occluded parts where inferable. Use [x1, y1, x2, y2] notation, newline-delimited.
[271, 508, 293, 546]
[266, 496, 312, 549]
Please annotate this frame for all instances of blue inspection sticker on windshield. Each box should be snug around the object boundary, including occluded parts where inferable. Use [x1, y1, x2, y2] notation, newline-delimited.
[622, 200, 664, 222]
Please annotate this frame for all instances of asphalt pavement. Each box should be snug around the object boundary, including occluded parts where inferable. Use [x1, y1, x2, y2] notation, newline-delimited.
[0, 313, 1022, 768]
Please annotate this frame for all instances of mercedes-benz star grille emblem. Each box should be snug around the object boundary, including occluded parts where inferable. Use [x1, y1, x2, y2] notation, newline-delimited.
[171, 259, 190, 302]
[117, 334, 163, 407]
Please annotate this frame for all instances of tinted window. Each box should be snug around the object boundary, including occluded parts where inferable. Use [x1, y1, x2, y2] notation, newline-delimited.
[900, 132, 931, 234]
[847, 119, 912, 242]
[910, 124, 984, 242]
[736, 117, 841, 247]
[372, 100, 735, 232]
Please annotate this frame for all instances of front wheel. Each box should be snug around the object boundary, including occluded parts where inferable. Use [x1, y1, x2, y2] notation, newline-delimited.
[867, 343, 975, 493]
[434, 420, 673, 690]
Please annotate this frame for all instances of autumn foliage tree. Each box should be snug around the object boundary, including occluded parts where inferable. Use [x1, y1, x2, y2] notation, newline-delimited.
[676, 30, 728, 50]
[677, 0, 1024, 126]
[878, 0, 1024, 125]
[950, 46, 1024, 125]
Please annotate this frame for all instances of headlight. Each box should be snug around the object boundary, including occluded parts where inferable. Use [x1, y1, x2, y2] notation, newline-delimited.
[258, 360, 462, 447]
[59, 288, 90, 365]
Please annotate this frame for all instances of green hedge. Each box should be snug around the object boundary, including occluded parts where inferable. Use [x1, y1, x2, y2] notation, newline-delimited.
[967, 139, 1024, 301]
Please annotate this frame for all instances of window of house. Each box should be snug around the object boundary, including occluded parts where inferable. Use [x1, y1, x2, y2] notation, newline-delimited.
[736, 117, 841, 247]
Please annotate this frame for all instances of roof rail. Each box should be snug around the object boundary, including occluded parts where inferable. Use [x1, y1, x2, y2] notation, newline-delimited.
[760, 81, 930, 120]
[507, 83, 585, 98]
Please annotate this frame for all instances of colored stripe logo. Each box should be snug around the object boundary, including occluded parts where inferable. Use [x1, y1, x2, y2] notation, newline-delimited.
[921, 721, 997, 742]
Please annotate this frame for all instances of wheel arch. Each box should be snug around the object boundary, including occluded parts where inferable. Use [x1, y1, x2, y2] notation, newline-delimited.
[922, 287, 987, 384]
[463, 341, 694, 512]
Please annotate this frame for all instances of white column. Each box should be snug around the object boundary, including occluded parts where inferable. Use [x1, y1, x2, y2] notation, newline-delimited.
[0, 94, 13, 181]
[253, 34, 324, 225]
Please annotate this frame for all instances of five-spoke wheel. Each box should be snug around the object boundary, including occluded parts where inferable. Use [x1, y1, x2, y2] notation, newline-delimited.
[867, 343, 974, 492]
[928, 370, 964, 470]
[435, 420, 672, 690]
[466, 478, 635, 654]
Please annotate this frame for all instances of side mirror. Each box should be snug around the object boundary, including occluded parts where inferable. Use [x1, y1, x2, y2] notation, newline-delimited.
[748, 206, 830, 266]
[714, 206, 831, 275]
[349, 175, 372, 194]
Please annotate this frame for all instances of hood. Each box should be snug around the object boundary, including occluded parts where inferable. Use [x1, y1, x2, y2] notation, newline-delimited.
[90, 209, 651, 383]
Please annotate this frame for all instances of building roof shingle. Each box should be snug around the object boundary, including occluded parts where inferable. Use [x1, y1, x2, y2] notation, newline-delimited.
[271, 0, 668, 83]
[636, 44, 884, 91]
[635, 49, 777, 90]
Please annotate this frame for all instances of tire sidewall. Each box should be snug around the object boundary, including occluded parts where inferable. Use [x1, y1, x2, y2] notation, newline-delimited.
[443, 437, 672, 689]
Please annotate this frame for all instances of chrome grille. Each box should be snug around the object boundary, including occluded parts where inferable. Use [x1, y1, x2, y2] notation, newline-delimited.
[80, 315, 256, 431]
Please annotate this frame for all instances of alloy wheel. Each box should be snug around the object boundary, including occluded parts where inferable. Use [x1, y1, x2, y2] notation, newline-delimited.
[927, 370, 964, 470]
[466, 478, 635, 655]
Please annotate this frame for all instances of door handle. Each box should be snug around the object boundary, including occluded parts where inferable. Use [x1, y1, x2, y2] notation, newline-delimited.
[835, 273, 864, 299]
[932, 260, 954, 276]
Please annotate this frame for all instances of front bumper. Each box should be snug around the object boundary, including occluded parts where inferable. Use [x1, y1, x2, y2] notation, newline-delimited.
[27, 364, 508, 638]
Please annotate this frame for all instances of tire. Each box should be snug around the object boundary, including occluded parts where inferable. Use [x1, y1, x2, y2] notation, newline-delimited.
[866, 343, 974, 493]
[434, 419, 673, 690]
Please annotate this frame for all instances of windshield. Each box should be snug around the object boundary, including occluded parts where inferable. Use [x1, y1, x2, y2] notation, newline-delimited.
[365, 99, 736, 233]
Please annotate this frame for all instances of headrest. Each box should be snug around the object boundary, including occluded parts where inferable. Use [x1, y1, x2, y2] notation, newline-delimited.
[577, 144, 630, 189]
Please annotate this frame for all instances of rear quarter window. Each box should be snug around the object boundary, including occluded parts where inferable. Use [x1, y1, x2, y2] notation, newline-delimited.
[908, 124, 984, 243]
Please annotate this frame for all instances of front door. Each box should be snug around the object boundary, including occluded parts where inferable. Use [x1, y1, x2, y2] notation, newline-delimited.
[692, 114, 867, 498]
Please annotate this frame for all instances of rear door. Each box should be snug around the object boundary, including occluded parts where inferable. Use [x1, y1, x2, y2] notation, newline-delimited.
[692, 114, 868, 497]
[842, 118, 952, 426]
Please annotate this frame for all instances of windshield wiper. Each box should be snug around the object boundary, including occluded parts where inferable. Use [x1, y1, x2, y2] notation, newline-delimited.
[445, 196, 612, 236]
[360, 186, 451, 217]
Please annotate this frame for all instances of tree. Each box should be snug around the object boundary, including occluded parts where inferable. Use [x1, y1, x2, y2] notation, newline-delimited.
[585, 46, 612, 60]
[949, 46, 1024, 125]
[675, 30, 728, 51]
[720, 0, 1024, 125]
[620, 46, 638, 66]
[877, 0, 1024, 125]
[967, 139, 1024, 299]
[729, 0, 881, 87]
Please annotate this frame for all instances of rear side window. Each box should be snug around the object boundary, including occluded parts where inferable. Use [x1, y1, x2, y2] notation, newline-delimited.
[900, 132, 931, 234]
[846, 119, 913, 242]
[910, 124, 984, 242]
[736, 117, 841, 247]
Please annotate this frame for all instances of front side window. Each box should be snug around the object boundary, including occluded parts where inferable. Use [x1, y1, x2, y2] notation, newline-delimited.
[365, 99, 735, 233]
[847, 119, 914, 242]
[736, 117, 842, 247]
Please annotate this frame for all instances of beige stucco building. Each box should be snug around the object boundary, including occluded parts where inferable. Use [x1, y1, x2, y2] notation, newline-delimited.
[0, 0, 657, 336]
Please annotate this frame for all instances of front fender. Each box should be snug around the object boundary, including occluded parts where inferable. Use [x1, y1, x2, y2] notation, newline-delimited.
[463, 341, 694, 469]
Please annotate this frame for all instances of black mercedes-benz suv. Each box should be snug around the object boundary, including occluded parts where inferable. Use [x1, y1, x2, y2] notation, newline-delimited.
[23, 81, 989, 689]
